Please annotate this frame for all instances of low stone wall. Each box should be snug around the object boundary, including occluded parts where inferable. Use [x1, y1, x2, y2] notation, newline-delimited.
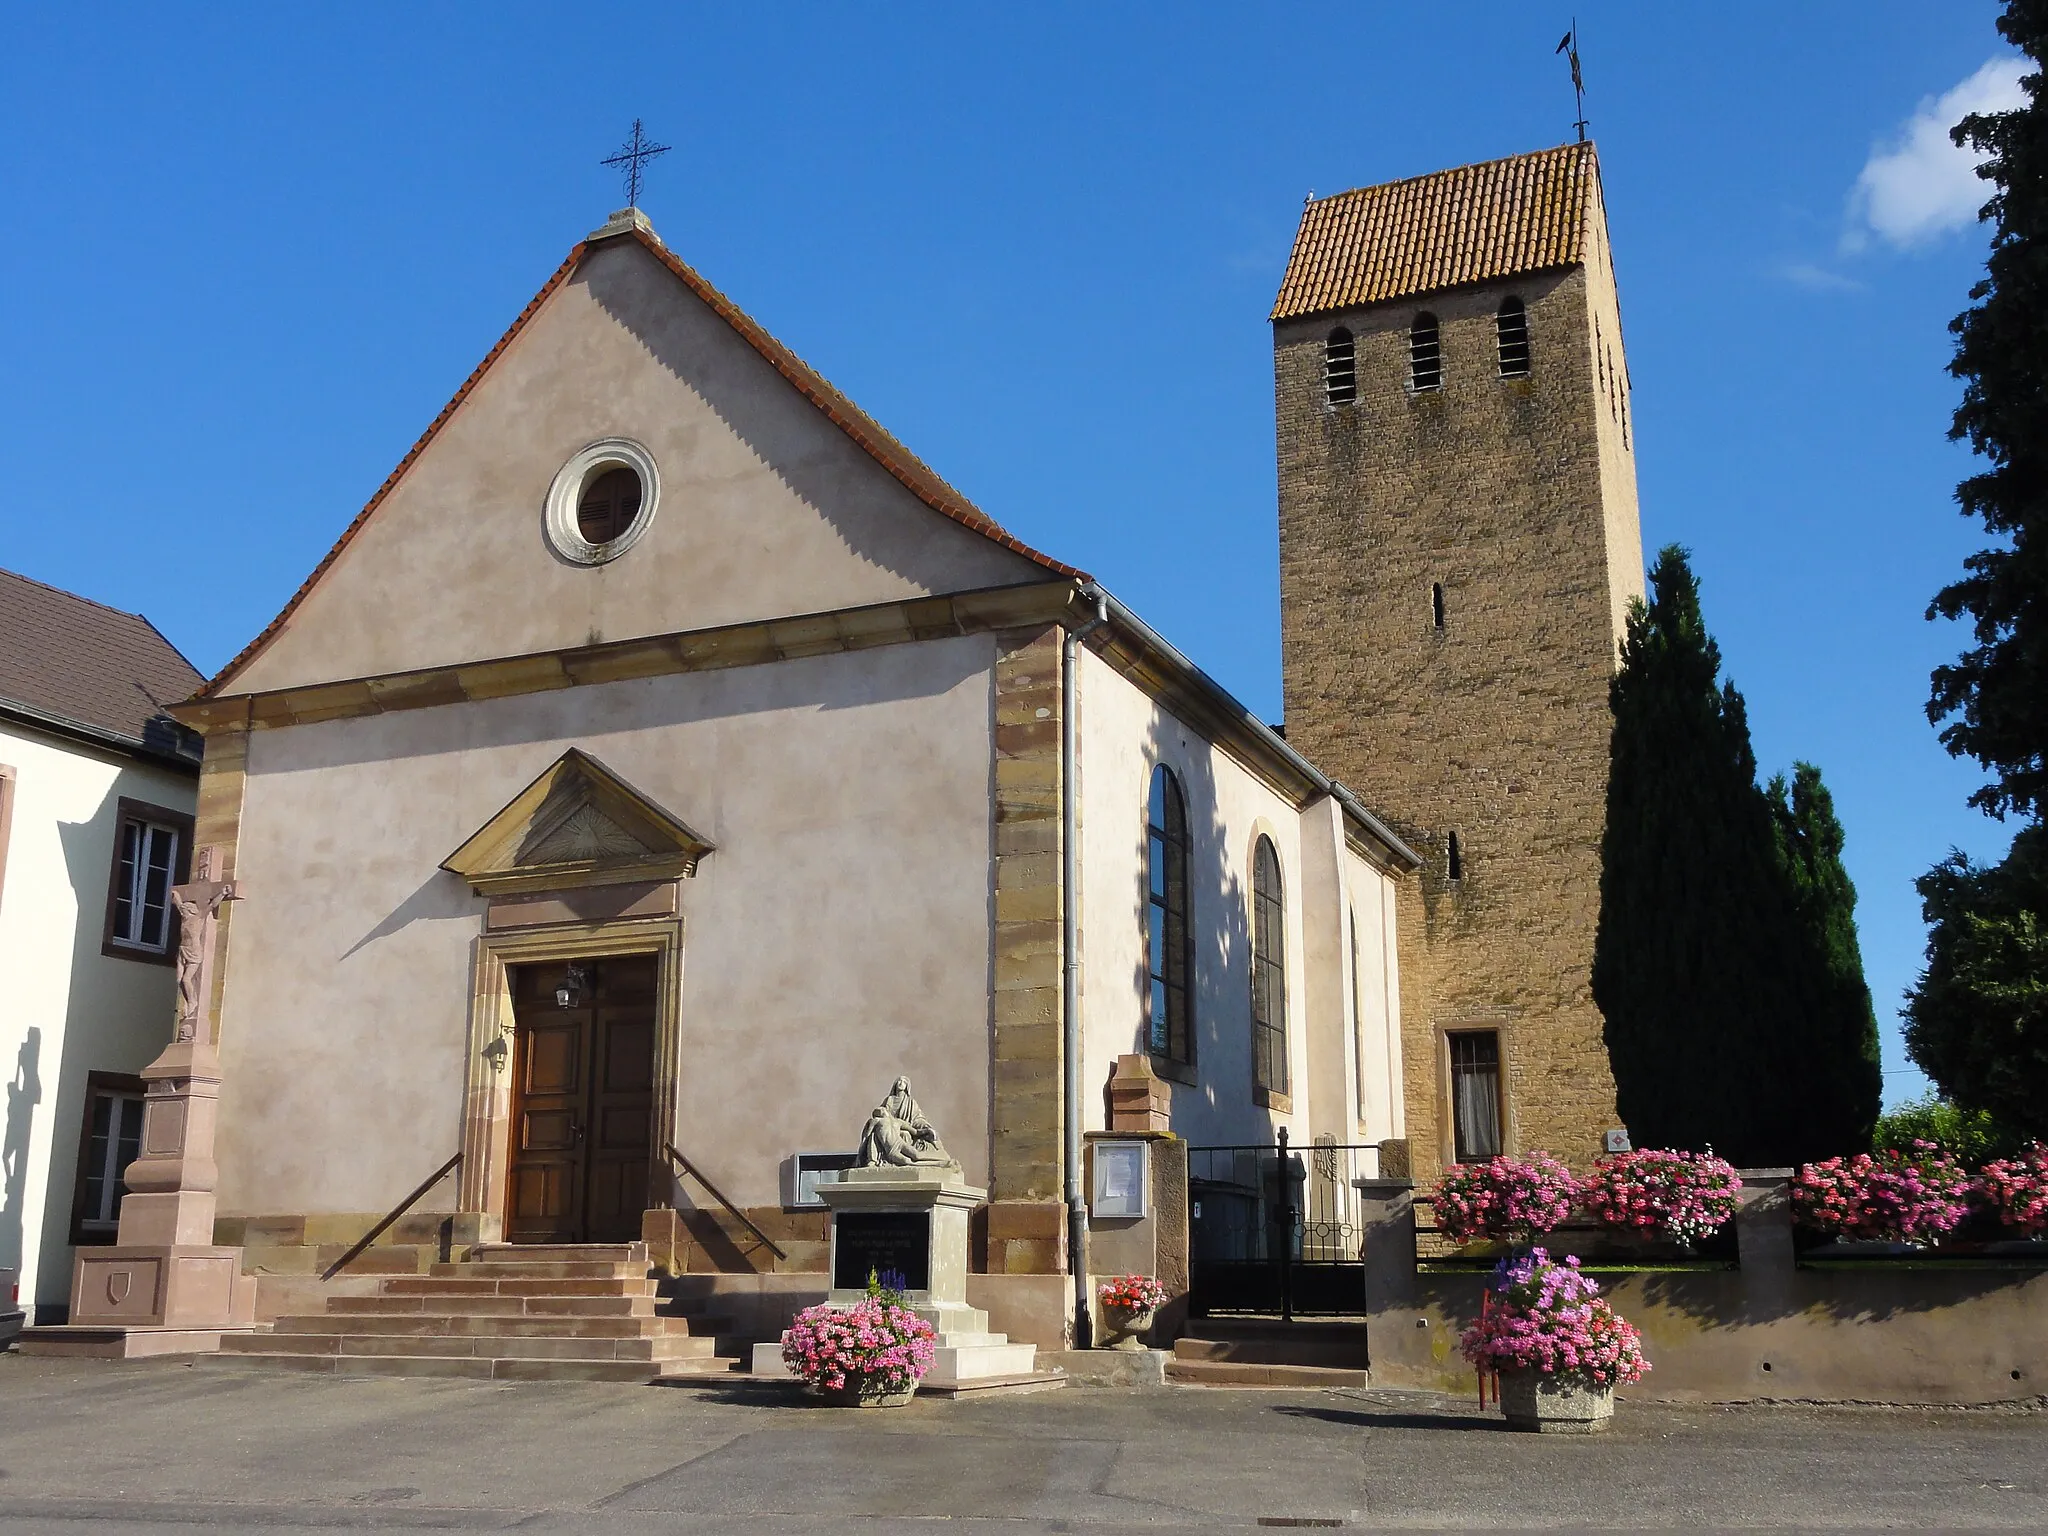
[1355, 1177, 2048, 1405]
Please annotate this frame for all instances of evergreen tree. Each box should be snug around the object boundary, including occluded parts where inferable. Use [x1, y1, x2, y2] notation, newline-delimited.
[1929, 1, 2048, 821]
[1908, 0, 2048, 1130]
[1767, 764, 1884, 1152]
[1595, 548, 1879, 1165]
[1906, 824, 2048, 1141]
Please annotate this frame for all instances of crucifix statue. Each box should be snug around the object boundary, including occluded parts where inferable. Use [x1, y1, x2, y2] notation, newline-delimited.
[169, 846, 238, 1044]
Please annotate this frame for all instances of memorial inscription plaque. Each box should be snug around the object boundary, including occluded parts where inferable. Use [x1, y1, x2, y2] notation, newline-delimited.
[832, 1210, 931, 1290]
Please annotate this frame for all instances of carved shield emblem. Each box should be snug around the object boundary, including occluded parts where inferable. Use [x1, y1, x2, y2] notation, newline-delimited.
[105, 1270, 131, 1305]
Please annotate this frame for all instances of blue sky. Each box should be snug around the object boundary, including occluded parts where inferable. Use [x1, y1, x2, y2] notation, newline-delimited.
[0, 3, 2020, 1108]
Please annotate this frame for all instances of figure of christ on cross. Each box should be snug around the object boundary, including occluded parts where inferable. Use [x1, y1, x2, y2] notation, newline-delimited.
[169, 847, 238, 1043]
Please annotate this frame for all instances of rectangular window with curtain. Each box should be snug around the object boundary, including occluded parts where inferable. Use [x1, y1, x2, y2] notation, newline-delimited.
[1448, 1030, 1503, 1163]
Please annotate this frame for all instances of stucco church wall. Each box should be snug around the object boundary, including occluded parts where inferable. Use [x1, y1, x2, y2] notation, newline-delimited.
[1073, 646, 1389, 1150]
[213, 633, 1000, 1219]
[231, 237, 1044, 696]
[0, 721, 193, 1317]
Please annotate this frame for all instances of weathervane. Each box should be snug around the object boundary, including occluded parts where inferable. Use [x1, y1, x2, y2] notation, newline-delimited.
[1556, 22, 1588, 143]
[602, 118, 671, 209]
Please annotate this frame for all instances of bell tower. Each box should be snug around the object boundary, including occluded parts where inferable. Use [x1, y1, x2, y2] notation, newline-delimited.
[1272, 143, 1644, 1180]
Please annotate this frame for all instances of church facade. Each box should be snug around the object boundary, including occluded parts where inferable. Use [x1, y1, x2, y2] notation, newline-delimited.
[169, 204, 1421, 1345]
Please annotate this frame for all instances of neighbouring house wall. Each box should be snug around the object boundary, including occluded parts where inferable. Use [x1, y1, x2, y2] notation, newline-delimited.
[213, 633, 999, 1221]
[1072, 646, 1397, 1150]
[0, 721, 193, 1318]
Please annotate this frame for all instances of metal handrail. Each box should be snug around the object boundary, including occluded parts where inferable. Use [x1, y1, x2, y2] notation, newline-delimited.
[321, 1151, 463, 1280]
[663, 1142, 788, 1261]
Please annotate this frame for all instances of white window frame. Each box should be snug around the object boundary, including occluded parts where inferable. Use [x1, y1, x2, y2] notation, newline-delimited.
[109, 816, 181, 953]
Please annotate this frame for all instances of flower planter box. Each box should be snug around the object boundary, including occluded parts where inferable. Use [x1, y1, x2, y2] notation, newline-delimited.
[1497, 1370, 1614, 1434]
[814, 1375, 917, 1409]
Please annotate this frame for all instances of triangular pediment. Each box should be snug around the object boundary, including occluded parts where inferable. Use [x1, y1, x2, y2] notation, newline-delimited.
[441, 748, 713, 896]
[203, 223, 1077, 700]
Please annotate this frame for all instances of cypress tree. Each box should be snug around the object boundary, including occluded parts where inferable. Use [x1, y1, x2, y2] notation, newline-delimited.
[1767, 764, 1884, 1153]
[1595, 547, 1878, 1165]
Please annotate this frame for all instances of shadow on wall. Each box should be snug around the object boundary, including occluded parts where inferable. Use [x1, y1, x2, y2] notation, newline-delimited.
[583, 245, 1031, 593]
[2, 1028, 41, 1271]
[1100, 694, 1256, 1134]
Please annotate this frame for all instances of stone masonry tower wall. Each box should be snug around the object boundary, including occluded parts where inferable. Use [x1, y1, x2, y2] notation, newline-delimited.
[1272, 144, 1644, 1182]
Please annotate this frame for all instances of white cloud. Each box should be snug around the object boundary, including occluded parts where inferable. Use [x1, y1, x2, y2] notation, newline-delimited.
[1845, 57, 2028, 251]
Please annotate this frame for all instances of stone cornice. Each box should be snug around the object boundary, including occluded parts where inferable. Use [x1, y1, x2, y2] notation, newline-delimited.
[170, 578, 1416, 872]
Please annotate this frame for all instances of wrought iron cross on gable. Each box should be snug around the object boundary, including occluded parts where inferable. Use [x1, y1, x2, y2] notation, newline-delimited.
[602, 119, 671, 209]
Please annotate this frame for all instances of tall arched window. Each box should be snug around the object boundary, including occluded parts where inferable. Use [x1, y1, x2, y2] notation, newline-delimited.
[1408, 312, 1442, 392]
[1323, 326, 1357, 406]
[1496, 296, 1531, 377]
[1146, 765, 1193, 1066]
[1250, 835, 1288, 1097]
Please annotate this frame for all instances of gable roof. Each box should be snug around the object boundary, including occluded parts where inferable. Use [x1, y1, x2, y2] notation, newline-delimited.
[0, 566, 203, 749]
[1271, 142, 1598, 322]
[200, 215, 1085, 700]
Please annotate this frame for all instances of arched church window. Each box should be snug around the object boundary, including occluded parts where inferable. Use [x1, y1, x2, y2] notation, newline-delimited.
[1146, 765, 1193, 1066]
[1323, 327, 1357, 406]
[577, 466, 644, 546]
[1496, 296, 1531, 377]
[1409, 312, 1442, 392]
[1250, 835, 1288, 1097]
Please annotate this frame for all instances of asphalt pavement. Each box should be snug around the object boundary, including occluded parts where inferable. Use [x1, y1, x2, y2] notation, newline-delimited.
[0, 1352, 2042, 1532]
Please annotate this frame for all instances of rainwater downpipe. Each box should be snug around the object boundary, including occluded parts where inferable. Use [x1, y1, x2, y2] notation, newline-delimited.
[1062, 583, 1109, 1350]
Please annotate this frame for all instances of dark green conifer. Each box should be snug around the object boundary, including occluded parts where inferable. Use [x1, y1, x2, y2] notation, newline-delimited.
[1767, 764, 1884, 1153]
[1595, 548, 1878, 1164]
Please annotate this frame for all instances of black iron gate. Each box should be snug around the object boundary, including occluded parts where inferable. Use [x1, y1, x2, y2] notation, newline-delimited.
[1187, 1129, 1374, 1318]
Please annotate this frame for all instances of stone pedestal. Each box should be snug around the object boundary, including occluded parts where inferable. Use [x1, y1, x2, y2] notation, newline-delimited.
[751, 1167, 1042, 1387]
[1107, 1055, 1173, 1133]
[19, 1038, 255, 1359]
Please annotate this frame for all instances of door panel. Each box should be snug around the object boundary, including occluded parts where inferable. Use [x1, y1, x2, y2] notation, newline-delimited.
[506, 955, 659, 1244]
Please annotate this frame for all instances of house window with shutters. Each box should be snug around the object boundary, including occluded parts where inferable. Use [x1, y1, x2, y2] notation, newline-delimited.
[1146, 765, 1194, 1069]
[72, 1073, 147, 1243]
[1250, 835, 1289, 1101]
[101, 800, 192, 961]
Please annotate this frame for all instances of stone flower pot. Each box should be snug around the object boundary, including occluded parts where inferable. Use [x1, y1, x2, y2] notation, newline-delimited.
[1497, 1370, 1614, 1434]
[814, 1374, 918, 1408]
[1101, 1305, 1157, 1352]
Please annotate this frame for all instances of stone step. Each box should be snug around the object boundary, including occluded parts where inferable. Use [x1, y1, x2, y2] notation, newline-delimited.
[328, 1292, 680, 1319]
[1164, 1358, 1375, 1389]
[219, 1330, 722, 1363]
[1173, 1319, 1370, 1369]
[260, 1312, 716, 1340]
[390, 1274, 656, 1295]
[203, 1350, 738, 1383]
[465, 1242, 647, 1265]
[423, 1262, 650, 1282]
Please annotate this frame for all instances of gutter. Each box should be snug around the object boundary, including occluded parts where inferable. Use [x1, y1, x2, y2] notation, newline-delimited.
[0, 697, 201, 773]
[1061, 584, 1109, 1350]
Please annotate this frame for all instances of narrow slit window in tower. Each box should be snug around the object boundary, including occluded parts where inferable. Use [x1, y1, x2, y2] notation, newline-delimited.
[1409, 312, 1442, 392]
[1323, 327, 1357, 406]
[1447, 830, 1463, 883]
[1496, 297, 1530, 377]
[1431, 582, 1446, 631]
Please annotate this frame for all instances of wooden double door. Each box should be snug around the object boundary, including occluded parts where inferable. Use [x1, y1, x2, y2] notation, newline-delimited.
[506, 955, 659, 1244]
